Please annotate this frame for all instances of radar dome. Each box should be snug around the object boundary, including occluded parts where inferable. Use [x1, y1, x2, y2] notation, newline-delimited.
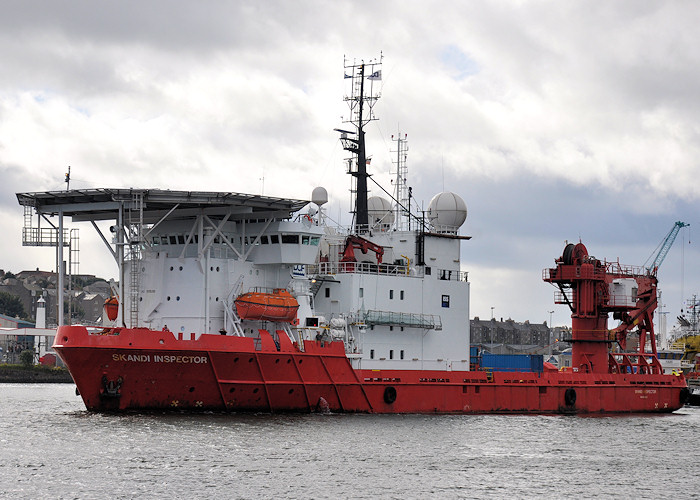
[427, 192, 467, 233]
[367, 196, 394, 230]
[311, 187, 328, 206]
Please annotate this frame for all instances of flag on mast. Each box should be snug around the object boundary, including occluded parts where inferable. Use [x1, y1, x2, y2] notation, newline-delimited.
[367, 70, 381, 80]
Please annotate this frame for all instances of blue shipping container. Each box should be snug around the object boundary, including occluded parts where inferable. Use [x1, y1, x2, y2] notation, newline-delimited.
[481, 354, 544, 373]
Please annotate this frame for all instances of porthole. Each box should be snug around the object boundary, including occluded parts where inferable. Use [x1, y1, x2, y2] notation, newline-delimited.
[170, 266, 174, 271]
[253, 388, 259, 394]
[176, 296, 180, 301]
[179, 266, 183, 271]
[189, 387, 195, 393]
[167, 296, 171, 301]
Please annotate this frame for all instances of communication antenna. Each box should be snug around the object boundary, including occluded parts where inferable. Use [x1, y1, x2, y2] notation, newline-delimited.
[391, 130, 409, 230]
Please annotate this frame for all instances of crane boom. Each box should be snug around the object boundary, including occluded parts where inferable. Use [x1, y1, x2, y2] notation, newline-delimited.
[645, 221, 689, 275]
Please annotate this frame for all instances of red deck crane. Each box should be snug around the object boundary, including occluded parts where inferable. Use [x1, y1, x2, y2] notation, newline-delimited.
[340, 235, 384, 264]
[544, 242, 663, 375]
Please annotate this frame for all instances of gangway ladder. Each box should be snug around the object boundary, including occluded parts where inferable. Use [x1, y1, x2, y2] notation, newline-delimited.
[128, 191, 144, 328]
[223, 275, 246, 336]
[66, 228, 80, 324]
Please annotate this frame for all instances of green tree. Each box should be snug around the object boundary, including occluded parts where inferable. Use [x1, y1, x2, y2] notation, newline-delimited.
[0, 292, 26, 318]
[20, 349, 34, 367]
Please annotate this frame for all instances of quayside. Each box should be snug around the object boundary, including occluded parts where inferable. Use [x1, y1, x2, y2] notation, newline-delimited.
[18, 54, 689, 414]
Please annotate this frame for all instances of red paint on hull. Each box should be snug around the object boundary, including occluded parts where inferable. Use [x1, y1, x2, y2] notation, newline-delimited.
[54, 326, 688, 414]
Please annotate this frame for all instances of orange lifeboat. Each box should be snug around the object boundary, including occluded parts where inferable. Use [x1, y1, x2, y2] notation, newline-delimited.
[234, 289, 299, 322]
[104, 296, 119, 321]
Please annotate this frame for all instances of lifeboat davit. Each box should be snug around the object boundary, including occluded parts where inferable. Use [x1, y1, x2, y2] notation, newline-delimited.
[103, 296, 119, 321]
[234, 289, 299, 322]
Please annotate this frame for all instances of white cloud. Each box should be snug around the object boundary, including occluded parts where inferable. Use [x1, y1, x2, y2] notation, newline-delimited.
[1, 1, 699, 327]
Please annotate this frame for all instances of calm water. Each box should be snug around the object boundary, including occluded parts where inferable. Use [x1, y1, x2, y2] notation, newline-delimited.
[1, 384, 698, 499]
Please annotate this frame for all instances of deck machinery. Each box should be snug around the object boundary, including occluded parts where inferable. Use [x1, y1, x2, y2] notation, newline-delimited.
[545, 242, 662, 375]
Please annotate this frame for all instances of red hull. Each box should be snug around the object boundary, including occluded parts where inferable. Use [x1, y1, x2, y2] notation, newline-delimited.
[54, 326, 689, 414]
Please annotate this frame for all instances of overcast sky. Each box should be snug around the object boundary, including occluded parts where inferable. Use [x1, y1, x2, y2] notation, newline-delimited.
[1, 1, 698, 330]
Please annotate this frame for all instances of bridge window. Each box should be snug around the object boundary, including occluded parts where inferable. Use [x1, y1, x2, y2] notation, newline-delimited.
[269, 234, 279, 244]
[282, 234, 298, 244]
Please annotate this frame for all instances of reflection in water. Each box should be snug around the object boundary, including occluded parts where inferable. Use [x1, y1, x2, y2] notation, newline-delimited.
[1, 384, 697, 499]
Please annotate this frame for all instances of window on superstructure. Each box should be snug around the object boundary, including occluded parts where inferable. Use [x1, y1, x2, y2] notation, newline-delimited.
[169, 236, 177, 244]
[325, 288, 330, 298]
[400, 290, 404, 300]
[269, 234, 279, 244]
[310, 236, 320, 246]
[359, 288, 364, 298]
[442, 295, 450, 308]
[177, 235, 185, 244]
[282, 234, 298, 244]
[389, 350, 394, 360]
[302, 235, 310, 245]
[260, 235, 269, 244]
[400, 350, 404, 359]
[389, 290, 394, 300]
[370, 349, 374, 359]
[425, 266, 431, 275]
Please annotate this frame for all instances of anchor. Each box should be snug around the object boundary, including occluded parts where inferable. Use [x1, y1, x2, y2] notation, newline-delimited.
[100, 375, 123, 399]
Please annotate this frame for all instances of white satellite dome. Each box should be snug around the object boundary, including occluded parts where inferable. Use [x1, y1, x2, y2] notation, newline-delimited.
[311, 186, 328, 206]
[367, 196, 394, 230]
[427, 192, 467, 233]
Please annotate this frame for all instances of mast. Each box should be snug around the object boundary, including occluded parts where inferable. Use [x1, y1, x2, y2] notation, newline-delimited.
[338, 54, 382, 233]
[391, 130, 409, 231]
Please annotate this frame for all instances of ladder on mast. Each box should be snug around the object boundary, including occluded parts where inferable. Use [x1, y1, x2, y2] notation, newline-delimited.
[128, 191, 144, 328]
